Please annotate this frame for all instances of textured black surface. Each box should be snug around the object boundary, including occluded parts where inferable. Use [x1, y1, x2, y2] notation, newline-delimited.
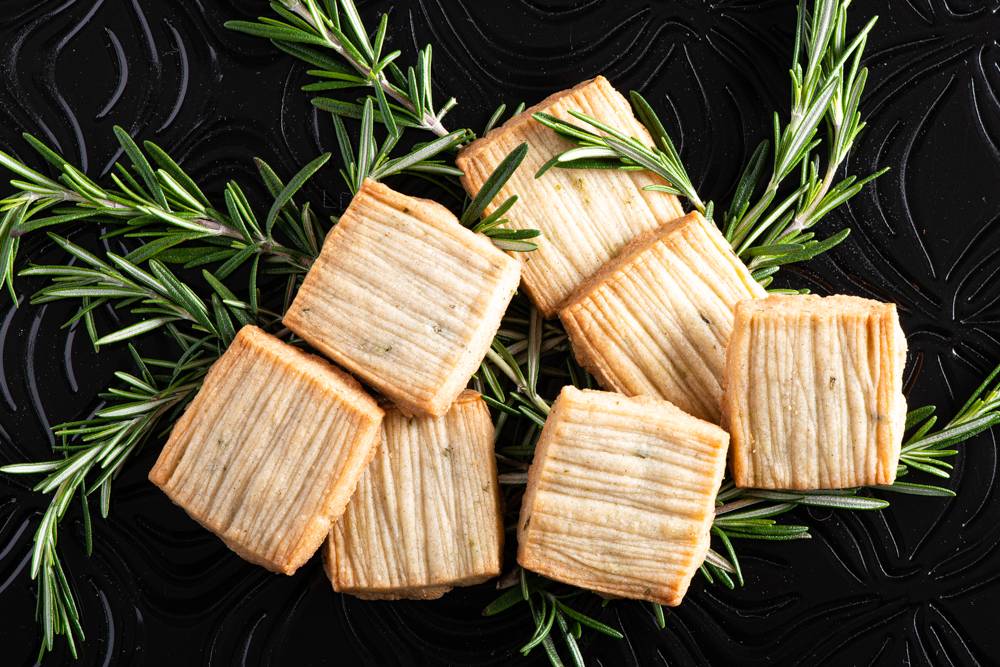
[0, 1, 999, 665]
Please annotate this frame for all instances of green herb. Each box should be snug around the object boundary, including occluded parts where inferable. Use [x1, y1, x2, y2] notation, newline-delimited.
[3, 0, 997, 664]
[461, 143, 540, 251]
[483, 102, 527, 136]
[0, 331, 235, 659]
[464, 4, 1000, 659]
[331, 97, 470, 193]
[225, 1, 1000, 664]
[329, 97, 538, 250]
[478, 302, 555, 421]
[226, 0, 541, 251]
[0, 127, 328, 313]
[534, 0, 887, 288]
[226, 0, 456, 137]
[706, 483, 886, 585]
[484, 571, 622, 667]
[532, 102, 706, 214]
[704, 364, 1000, 581]
[884, 364, 1000, 495]
[482, 326, 1000, 663]
[0, 126, 345, 659]
[0, 117, 534, 657]
[0, 175, 282, 656]
[3, 266, 274, 659]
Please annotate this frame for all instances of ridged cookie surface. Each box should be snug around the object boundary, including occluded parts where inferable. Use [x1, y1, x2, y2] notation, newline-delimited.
[149, 325, 383, 575]
[560, 211, 764, 422]
[284, 180, 520, 416]
[457, 76, 684, 316]
[327, 391, 503, 599]
[518, 387, 729, 606]
[723, 294, 907, 489]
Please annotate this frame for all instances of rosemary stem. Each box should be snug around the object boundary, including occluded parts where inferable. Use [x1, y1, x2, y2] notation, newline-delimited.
[783, 119, 844, 238]
[731, 178, 779, 245]
[714, 497, 765, 516]
[10, 185, 313, 272]
[259, 241, 314, 271]
[484, 348, 551, 415]
[285, 0, 449, 137]
[690, 193, 707, 214]
[530, 394, 552, 416]
[485, 348, 523, 388]
[785, 164, 836, 238]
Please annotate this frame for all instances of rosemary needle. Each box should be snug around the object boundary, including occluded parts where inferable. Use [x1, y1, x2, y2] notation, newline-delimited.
[477, 1, 1000, 661]
[0, 117, 533, 658]
[536, 0, 887, 289]
[1, 336, 213, 660]
[226, 0, 458, 137]
[2, 0, 997, 664]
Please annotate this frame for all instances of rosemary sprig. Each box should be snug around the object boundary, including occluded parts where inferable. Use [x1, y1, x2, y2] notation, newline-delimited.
[532, 102, 707, 215]
[3, 0, 993, 662]
[477, 313, 889, 653]
[226, 0, 456, 137]
[21, 235, 257, 347]
[1, 203, 270, 657]
[485, 353, 1000, 657]
[724, 1, 872, 250]
[484, 571, 623, 667]
[0, 331, 221, 659]
[0, 247, 273, 659]
[0, 115, 539, 658]
[0, 117, 503, 334]
[480, 295, 1000, 663]
[534, 0, 885, 288]
[0, 131, 324, 658]
[726, 0, 889, 279]
[225, 1, 539, 249]
[225, 0, 999, 662]
[707, 483, 887, 587]
[705, 363, 1000, 581]
[329, 98, 538, 250]
[460, 142, 540, 252]
[330, 97, 470, 194]
[885, 364, 1000, 495]
[479, 303, 554, 421]
[0, 127, 330, 306]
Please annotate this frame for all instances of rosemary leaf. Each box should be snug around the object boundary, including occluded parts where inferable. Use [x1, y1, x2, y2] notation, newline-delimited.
[227, 0, 456, 137]
[535, 0, 885, 281]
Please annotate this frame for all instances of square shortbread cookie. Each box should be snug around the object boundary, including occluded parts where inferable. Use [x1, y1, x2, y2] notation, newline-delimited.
[149, 325, 383, 574]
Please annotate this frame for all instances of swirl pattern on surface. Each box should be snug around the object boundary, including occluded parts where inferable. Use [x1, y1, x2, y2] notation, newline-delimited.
[0, 0, 998, 664]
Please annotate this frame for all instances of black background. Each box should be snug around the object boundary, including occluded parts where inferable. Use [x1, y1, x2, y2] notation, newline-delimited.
[1, 0, 999, 665]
